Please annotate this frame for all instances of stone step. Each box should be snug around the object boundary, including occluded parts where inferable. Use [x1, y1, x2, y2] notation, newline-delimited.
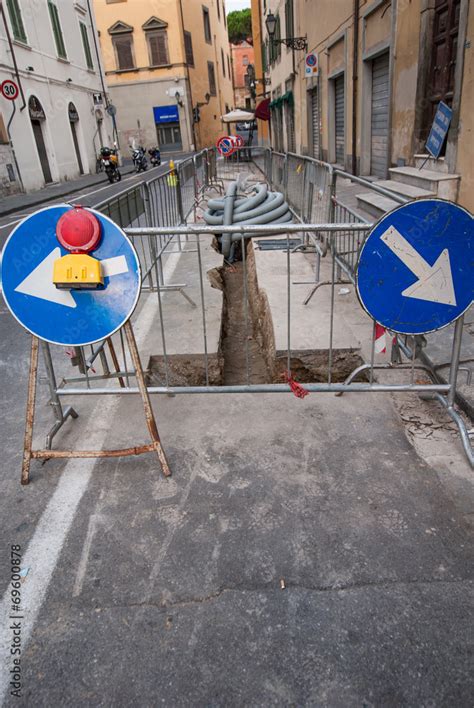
[413, 154, 449, 173]
[388, 166, 460, 200]
[376, 180, 436, 199]
[356, 192, 399, 219]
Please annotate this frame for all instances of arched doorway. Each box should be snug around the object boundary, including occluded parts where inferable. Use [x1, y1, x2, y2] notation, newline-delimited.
[68, 102, 84, 175]
[29, 96, 52, 184]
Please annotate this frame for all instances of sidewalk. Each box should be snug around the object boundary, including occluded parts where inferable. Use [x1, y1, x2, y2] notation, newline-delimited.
[0, 159, 136, 217]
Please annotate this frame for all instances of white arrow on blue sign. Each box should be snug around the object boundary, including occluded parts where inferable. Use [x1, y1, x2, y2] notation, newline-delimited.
[1, 205, 141, 346]
[356, 199, 473, 335]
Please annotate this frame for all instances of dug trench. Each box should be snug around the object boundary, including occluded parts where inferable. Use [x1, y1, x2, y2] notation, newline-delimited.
[146, 240, 364, 387]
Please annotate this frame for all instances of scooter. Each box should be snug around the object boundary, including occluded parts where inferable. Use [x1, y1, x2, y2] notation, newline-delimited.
[148, 147, 161, 167]
[100, 147, 121, 183]
[132, 146, 147, 173]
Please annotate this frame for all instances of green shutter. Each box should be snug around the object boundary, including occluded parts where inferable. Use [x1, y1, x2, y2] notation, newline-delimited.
[48, 1, 67, 59]
[80, 22, 94, 69]
[6, 0, 27, 43]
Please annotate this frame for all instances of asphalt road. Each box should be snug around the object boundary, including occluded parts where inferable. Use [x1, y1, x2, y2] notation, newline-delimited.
[0, 154, 473, 706]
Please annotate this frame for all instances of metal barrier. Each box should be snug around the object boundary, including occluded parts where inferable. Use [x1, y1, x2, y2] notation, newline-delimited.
[24, 146, 473, 472]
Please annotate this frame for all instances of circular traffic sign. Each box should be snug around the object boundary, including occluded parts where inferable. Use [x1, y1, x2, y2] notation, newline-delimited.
[356, 198, 473, 335]
[234, 134, 244, 147]
[217, 136, 235, 157]
[1, 205, 141, 346]
[306, 53, 317, 67]
[1, 79, 19, 101]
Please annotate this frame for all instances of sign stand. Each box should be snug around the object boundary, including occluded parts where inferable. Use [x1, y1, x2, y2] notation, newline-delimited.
[21, 321, 171, 485]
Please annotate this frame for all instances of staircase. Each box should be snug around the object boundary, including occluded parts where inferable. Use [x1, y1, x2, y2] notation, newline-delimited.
[356, 154, 460, 220]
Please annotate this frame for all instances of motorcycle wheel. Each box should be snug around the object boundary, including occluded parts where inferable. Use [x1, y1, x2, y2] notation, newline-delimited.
[116, 171, 122, 182]
[107, 171, 114, 184]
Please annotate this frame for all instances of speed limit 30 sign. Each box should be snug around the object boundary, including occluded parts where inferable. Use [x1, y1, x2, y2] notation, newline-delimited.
[1, 80, 19, 101]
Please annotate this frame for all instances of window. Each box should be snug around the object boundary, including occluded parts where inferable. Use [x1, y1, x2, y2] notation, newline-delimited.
[48, 1, 67, 59]
[285, 0, 294, 42]
[223, 3, 226, 28]
[184, 31, 194, 66]
[80, 22, 94, 70]
[217, 0, 220, 21]
[113, 35, 135, 70]
[207, 61, 216, 95]
[243, 54, 249, 66]
[147, 31, 169, 66]
[227, 54, 231, 78]
[269, 13, 281, 64]
[221, 48, 225, 77]
[202, 6, 211, 43]
[6, 0, 27, 43]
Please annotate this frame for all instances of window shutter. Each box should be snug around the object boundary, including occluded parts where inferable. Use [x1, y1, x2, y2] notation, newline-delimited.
[208, 61, 216, 95]
[7, 0, 27, 43]
[115, 36, 134, 70]
[80, 22, 94, 70]
[149, 31, 169, 66]
[184, 31, 194, 66]
[48, 1, 67, 59]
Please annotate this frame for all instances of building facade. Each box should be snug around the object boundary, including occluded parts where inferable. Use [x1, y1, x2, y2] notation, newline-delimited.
[0, 0, 115, 194]
[256, 0, 473, 211]
[231, 40, 255, 110]
[93, 0, 234, 153]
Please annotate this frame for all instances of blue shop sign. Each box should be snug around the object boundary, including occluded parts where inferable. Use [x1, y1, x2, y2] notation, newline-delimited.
[426, 101, 453, 159]
[153, 105, 179, 124]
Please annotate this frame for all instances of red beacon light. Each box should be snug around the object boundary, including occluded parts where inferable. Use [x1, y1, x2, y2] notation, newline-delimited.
[53, 206, 104, 289]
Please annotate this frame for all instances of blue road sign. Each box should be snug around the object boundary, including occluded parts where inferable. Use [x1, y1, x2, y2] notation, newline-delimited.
[356, 199, 473, 335]
[1, 205, 141, 346]
[426, 101, 452, 159]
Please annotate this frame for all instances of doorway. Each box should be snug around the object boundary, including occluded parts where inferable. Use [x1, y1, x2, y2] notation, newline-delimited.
[69, 103, 84, 175]
[421, 0, 460, 147]
[156, 122, 182, 151]
[334, 75, 345, 166]
[29, 96, 52, 184]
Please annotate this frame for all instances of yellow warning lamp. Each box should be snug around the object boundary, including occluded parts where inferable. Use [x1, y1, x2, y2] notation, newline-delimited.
[53, 207, 104, 289]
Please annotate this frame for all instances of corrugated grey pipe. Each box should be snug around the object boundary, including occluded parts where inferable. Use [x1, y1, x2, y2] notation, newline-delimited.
[204, 182, 293, 258]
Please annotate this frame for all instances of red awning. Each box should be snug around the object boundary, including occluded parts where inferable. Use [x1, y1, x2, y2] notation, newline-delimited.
[255, 98, 270, 121]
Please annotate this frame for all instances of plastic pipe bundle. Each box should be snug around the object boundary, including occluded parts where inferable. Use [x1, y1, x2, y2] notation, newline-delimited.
[203, 182, 293, 258]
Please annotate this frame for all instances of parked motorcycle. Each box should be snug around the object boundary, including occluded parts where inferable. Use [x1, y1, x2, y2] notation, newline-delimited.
[132, 146, 147, 173]
[100, 147, 121, 183]
[148, 146, 161, 167]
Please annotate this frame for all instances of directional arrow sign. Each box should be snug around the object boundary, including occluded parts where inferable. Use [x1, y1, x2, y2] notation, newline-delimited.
[380, 225, 456, 306]
[356, 199, 473, 335]
[1, 205, 141, 346]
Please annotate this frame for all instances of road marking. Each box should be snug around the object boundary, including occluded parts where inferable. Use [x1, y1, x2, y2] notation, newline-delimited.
[380, 225, 456, 306]
[0, 247, 182, 706]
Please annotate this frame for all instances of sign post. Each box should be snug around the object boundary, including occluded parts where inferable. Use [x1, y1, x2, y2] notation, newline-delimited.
[1, 78, 23, 191]
[426, 101, 453, 160]
[1, 205, 171, 483]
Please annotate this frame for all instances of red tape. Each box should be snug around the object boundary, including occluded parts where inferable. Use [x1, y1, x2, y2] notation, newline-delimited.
[283, 370, 309, 399]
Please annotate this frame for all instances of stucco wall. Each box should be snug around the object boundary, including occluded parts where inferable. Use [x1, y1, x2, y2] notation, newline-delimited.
[455, 2, 474, 212]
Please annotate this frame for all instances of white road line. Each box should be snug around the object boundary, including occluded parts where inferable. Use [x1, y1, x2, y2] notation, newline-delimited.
[0, 249, 182, 706]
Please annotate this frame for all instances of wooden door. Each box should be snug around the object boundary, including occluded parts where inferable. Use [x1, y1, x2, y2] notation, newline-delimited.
[422, 0, 460, 145]
[31, 120, 52, 184]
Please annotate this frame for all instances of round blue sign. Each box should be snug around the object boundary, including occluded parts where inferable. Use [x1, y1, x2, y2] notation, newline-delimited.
[1, 205, 141, 346]
[356, 199, 473, 334]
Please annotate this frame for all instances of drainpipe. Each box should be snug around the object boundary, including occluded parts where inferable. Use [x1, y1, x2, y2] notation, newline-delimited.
[86, 0, 109, 108]
[178, 0, 197, 151]
[0, 1, 26, 110]
[351, 0, 359, 175]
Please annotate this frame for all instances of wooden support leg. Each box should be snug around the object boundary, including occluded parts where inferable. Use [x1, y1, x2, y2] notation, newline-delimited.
[21, 336, 39, 485]
[123, 321, 171, 477]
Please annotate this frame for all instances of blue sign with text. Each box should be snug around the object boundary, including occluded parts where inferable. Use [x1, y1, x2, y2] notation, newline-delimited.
[1, 205, 141, 346]
[426, 101, 453, 159]
[356, 199, 473, 335]
[153, 105, 179, 124]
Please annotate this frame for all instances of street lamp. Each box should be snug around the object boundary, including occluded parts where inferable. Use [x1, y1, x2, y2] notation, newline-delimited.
[265, 10, 308, 51]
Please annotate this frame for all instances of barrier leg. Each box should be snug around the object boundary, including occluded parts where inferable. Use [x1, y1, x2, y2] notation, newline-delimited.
[21, 336, 39, 485]
[123, 321, 171, 477]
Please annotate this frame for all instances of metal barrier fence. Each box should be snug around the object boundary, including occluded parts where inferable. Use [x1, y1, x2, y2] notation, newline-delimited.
[28, 146, 473, 469]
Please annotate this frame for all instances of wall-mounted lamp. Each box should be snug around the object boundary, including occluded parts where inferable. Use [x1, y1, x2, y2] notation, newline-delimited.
[265, 11, 307, 51]
[66, 78, 73, 83]
[26, 66, 34, 71]
[174, 90, 183, 107]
